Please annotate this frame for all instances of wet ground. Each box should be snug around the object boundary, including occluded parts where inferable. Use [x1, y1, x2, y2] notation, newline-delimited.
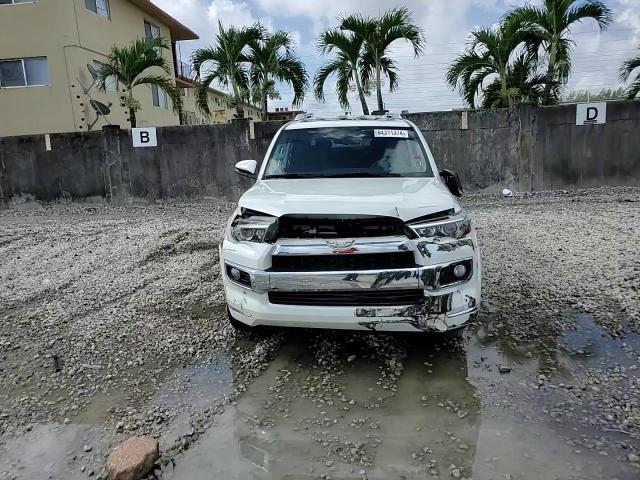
[0, 189, 639, 479]
[163, 317, 640, 480]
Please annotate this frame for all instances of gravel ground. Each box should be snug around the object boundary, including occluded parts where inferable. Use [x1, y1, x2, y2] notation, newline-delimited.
[0, 187, 639, 479]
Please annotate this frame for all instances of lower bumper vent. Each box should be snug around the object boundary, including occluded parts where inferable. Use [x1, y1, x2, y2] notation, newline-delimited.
[270, 252, 415, 272]
[268, 289, 425, 307]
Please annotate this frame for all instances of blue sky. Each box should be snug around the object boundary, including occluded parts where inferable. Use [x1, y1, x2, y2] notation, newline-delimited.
[153, 0, 640, 114]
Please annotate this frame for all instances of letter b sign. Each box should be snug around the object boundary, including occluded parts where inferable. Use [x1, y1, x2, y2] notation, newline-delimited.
[132, 127, 158, 147]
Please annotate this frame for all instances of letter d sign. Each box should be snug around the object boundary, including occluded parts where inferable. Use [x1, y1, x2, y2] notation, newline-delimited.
[132, 127, 158, 147]
[576, 103, 606, 126]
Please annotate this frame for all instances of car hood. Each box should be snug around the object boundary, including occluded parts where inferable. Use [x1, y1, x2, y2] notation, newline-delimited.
[238, 177, 459, 222]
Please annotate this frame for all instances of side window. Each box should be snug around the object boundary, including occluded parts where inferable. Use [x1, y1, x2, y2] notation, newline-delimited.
[0, 57, 49, 87]
[269, 141, 292, 174]
[151, 85, 168, 109]
[85, 0, 110, 19]
[144, 20, 161, 39]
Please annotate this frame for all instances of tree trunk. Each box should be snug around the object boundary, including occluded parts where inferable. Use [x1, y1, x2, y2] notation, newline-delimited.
[500, 69, 509, 108]
[126, 89, 137, 128]
[542, 41, 557, 106]
[354, 70, 369, 115]
[375, 60, 384, 113]
[262, 95, 268, 121]
[231, 80, 244, 118]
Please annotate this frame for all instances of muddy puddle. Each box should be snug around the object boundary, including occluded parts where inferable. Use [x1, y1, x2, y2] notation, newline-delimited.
[558, 314, 640, 368]
[0, 423, 106, 480]
[165, 315, 639, 480]
[2, 314, 638, 480]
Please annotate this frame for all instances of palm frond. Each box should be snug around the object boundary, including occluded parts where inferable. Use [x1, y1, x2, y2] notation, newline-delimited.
[625, 77, 640, 99]
[314, 58, 349, 101]
[99, 36, 171, 90]
[195, 73, 218, 115]
[335, 62, 353, 109]
[566, 0, 613, 30]
[619, 53, 640, 82]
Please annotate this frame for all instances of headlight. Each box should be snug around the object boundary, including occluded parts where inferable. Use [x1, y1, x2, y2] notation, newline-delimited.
[230, 212, 277, 243]
[410, 212, 471, 239]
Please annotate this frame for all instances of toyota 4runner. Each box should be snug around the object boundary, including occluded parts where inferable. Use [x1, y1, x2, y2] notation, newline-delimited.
[220, 115, 481, 335]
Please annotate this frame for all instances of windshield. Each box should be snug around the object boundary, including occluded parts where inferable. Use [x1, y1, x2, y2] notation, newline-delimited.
[263, 126, 434, 179]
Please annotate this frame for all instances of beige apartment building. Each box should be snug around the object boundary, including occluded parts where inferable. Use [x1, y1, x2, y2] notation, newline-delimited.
[0, 0, 260, 137]
[180, 86, 263, 126]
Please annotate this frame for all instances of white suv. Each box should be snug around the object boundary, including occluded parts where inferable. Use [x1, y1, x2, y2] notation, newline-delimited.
[220, 115, 481, 335]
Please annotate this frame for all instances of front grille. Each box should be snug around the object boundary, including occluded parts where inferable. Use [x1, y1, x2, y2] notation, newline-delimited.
[270, 252, 415, 272]
[277, 215, 413, 239]
[269, 289, 425, 307]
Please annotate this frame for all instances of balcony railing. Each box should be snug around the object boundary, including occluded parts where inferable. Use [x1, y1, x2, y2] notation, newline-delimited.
[176, 61, 196, 81]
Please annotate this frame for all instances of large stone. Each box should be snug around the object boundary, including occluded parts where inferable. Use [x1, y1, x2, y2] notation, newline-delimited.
[106, 437, 159, 480]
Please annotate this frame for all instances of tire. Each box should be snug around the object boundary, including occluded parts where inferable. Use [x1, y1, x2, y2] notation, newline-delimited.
[443, 326, 466, 340]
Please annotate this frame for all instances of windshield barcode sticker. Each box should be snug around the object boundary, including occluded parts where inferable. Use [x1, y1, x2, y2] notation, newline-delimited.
[374, 129, 409, 138]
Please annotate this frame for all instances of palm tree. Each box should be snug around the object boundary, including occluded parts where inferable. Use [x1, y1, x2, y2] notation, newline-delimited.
[506, 0, 613, 105]
[340, 7, 425, 113]
[314, 29, 370, 115]
[446, 17, 533, 109]
[481, 55, 547, 108]
[96, 36, 182, 128]
[619, 47, 640, 99]
[192, 22, 262, 118]
[248, 29, 308, 120]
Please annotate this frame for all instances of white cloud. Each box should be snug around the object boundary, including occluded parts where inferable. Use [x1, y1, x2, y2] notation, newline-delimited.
[207, 0, 267, 29]
[151, 0, 640, 112]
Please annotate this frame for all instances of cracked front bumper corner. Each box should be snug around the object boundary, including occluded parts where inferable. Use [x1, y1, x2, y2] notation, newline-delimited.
[355, 293, 478, 332]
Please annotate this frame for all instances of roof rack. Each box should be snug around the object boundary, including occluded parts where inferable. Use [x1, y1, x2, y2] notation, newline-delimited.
[293, 112, 405, 122]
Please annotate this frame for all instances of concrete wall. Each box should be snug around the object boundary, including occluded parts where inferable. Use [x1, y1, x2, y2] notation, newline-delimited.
[0, 131, 107, 202]
[530, 101, 640, 190]
[1, 101, 639, 207]
[407, 108, 522, 191]
[0, 120, 287, 205]
[404, 100, 640, 192]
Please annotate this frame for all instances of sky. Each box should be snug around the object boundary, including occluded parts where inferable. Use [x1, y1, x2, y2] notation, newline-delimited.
[152, 0, 640, 115]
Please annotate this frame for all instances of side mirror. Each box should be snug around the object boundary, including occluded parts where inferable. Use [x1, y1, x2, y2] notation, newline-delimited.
[439, 169, 463, 197]
[235, 159, 257, 178]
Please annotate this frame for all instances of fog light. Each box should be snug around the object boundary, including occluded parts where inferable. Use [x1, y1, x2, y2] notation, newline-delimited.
[453, 264, 467, 279]
[229, 267, 241, 281]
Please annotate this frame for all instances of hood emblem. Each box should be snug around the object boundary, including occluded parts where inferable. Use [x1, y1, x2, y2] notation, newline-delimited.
[327, 239, 358, 254]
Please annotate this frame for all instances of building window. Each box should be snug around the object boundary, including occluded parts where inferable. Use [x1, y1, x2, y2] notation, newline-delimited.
[151, 85, 168, 109]
[85, 0, 110, 19]
[93, 61, 118, 91]
[144, 20, 161, 39]
[0, 57, 49, 87]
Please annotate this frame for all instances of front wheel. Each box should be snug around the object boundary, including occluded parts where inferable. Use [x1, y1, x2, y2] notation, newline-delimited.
[227, 307, 255, 333]
[443, 326, 466, 340]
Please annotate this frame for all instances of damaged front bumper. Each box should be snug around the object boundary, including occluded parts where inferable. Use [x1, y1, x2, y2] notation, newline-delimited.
[355, 297, 478, 332]
[221, 235, 481, 333]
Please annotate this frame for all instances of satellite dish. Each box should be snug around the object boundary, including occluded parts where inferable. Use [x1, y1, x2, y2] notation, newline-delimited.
[90, 100, 111, 116]
[87, 64, 99, 80]
[88, 100, 112, 129]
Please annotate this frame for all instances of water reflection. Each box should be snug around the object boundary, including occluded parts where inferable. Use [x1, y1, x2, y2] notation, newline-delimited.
[167, 332, 481, 479]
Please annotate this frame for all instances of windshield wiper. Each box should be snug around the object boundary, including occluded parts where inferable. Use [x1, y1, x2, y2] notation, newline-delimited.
[320, 172, 404, 178]
[265, 172, 405, 179]
[264, 173, 320, 179]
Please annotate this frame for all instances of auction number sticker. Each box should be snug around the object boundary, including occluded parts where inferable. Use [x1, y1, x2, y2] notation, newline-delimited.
[374, 129, 409, 138]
